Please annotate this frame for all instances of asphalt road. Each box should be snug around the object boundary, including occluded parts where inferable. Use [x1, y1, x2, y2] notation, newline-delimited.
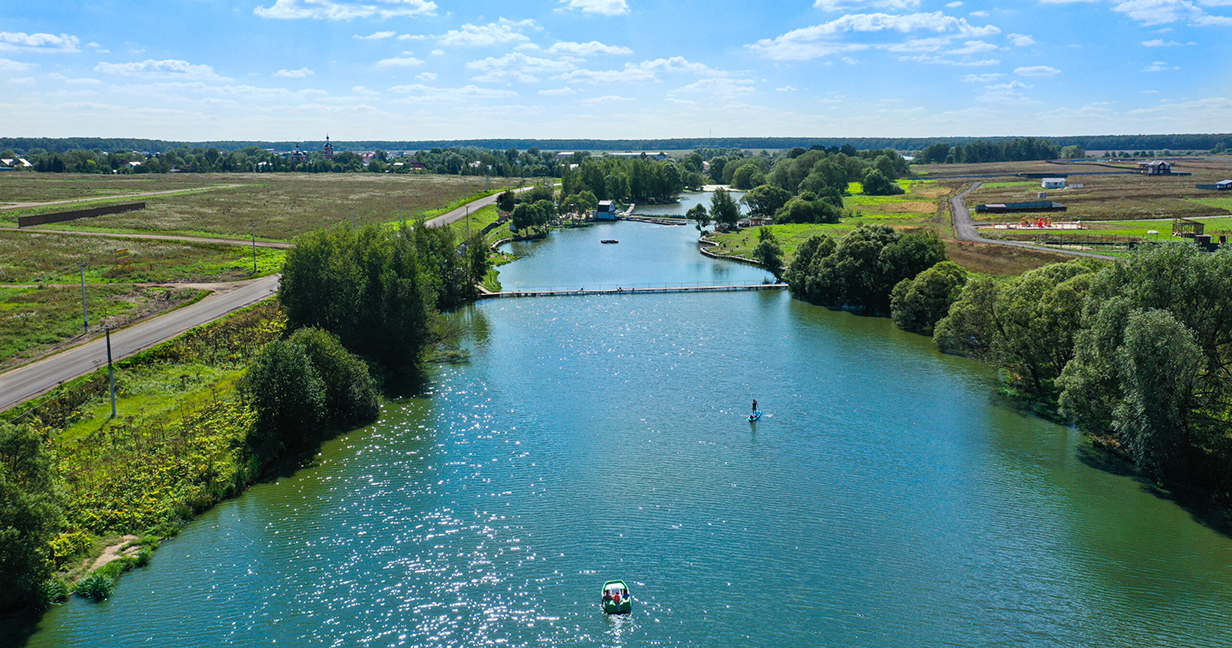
[0, 274, 279, 412]
[950, 182, 1115, 261]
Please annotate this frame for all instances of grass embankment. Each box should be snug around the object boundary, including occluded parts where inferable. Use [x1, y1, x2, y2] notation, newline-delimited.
[4, 300, 284, 589]
[5, 174, 514, 241]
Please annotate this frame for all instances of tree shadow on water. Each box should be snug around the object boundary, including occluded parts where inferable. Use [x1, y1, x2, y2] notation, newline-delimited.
[0, 608, 44, 648]
[255, 369, 431, 484]
[1077, 443, 1232, 541]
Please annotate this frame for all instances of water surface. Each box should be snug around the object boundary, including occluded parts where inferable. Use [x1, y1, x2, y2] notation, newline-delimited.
[25, 225, 1232, 647]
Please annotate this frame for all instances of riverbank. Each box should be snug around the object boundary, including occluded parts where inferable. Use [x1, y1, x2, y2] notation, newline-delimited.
[1, 300, 285, 608]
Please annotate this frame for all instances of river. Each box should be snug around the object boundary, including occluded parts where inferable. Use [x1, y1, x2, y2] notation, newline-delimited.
[23, 222, 1232, 647]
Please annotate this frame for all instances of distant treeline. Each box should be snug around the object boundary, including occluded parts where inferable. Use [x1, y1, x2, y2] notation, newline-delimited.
[3, 133, 1230, 155]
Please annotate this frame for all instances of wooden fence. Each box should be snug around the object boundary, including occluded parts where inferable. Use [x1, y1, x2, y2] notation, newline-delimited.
[17, 202, 146, 228]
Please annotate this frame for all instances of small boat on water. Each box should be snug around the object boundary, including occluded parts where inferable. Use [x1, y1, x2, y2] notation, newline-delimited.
[601, 580, 632, 615]
[601, 239, 619, 244]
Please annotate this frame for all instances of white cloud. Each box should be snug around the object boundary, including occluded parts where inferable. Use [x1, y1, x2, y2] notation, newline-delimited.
[1142, 38, 1180, 45]
[578, 94, 635, 104]
[960, 72, 1002, 81]
[814, 0, 921, 9]
[538, 86, 577, 95]
[415, 71, 437, 81]
[355, 31, 396, 40]
[776, 85, 799, 91]
[274, 67, 314, 77]
[431, 49, 444, 55]
[948, 40, 999, 54]
[376, 55, 424, 67]
[555, 56, 721, 83]
[7, 76, 36, 85]
[438, 19, 539, 47]
[466, 52, 577, 83]
[87, 42, 110, 54]
[669, 77, 757, 99]
[559, 0, 630, 16]
[1112, 0, 1232, 26]
[1015, 65, 1061, 76]
[1008, 33, 1036, 46]
[387, 83, 518, 102]
[946, 1, 963, 6]
[546, 41, 634, 57]
[95, 59, 228, 81]
[50, 73, 102, 85]
[1142, 60, 1179, 71]
[353, 85, 380, 95]
[254, 0, 437, 20]
[748, 12, 1000, 61]
[968, 10, 989, 16]
[0, 32, 81, 53]
[0, 58, 31, 71]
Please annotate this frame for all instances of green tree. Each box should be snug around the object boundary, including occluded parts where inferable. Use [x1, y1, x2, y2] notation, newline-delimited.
[933, 277, 1000, 359]
[891, 261, 968, 333]
[241, 339, 327, 460]
[741, 184, 791, 219]
[1113, 309, 1203, 482]
[288, 328, 379, 427]
[686, 204, 710, 231]
[0, 423, 64, 612]
[751, 227, 785, 279]
[992, 261, 1100, 395]
[1060, 145, 1085, 159]
[710, 188, 740, 228]
[774, 197, 841, 224]
[732, 162, 765, 190]
[497, 189, 516, 212]
[279, 224, 433, 374]
[861, 168, 903, 196]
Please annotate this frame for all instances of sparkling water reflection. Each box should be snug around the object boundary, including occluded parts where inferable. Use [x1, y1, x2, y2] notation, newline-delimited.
[24, 225, 1232, 648]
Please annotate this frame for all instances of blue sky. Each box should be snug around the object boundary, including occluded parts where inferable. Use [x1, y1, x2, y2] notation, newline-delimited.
[1, 0, 1229, 141]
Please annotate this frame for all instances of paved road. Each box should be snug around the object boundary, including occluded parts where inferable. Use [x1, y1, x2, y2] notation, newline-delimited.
[0, 185, 245, 211]
[950, 182, 1115, 261]
[0, 274, 279, 412]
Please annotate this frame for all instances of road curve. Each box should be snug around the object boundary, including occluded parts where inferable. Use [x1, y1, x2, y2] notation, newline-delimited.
[950, 182, 1115, 261]
[0, 274, 279, 412]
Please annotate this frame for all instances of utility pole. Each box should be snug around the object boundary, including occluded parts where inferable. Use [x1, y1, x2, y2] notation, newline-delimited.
[251, 224, 257, 275]
[106, 328, 116, 419]
[80, 263, 88, 335]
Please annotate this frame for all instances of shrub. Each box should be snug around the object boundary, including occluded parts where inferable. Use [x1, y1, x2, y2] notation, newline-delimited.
[240, 339, 326, 461]
[74, 572, 114, 602]
[288, 328, 379, 426]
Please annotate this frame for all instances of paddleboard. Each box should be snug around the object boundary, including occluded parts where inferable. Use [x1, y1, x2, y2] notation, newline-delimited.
[749, 411, 761, 422]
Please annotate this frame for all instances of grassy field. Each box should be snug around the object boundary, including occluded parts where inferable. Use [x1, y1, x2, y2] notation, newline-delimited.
[0, 173, 238, 204]
[0, 230, 284, 284]
[946, 159, 1232, 223]
[0, 284, 206, 370]
[1, 174, 515, 240]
